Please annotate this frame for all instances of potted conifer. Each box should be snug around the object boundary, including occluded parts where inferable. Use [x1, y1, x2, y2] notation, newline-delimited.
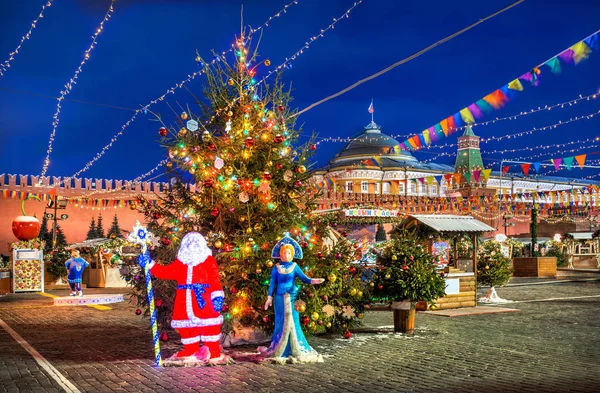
[372, 230, 446, 333]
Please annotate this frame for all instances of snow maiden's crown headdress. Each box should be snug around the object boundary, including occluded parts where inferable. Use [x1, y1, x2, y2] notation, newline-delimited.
[271, 233, 303, 260]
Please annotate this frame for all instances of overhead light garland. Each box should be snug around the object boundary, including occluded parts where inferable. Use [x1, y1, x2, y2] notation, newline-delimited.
[39, 0, 117, 179]
[0, 0, 55, 77]
[60, 0, 303, 184]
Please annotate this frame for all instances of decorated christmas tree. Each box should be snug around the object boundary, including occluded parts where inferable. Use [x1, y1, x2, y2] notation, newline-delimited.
[86, 217, 98, 240]
[108, 214, 124, 239]
[476, 240, 513, 302]
[375, 224, 387, 242]
[96, 214, 105, 238]
[125, 34, 371, 338]
[54, 223, 68, 248]
[39, 215, 52, 252]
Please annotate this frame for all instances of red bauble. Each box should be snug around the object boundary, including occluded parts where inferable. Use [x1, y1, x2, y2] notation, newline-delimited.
[344, 331, 353, 339]
[349, 266, 357, 275]
[321, 295, 328, 301]
[318, 320, 324, 325]
[207, 143, 216, 151]
[221, 304, 229, 312]
[316, 252, 323, 259]
[277, 105, 284, 112]
[309, 144, 317, 151]
[335, 253, 342, 259]
[210, 207, 220, 217]
[301, 316, 310, 326]
[307, 292, 313, 299]
[300, 241, 308, 248]
[161, 237, 171, 246]
[262, 171, 272, 180]
[378, 284, 384, 290]
[158, 127, 168, 137]
[152, 212, 160, 220]
[275, 163, 283, 170]
[273, 134, 284, 143]
[230, 287, 238, 294]
[203, 179, 214, 188]
[135, 309, 142, 315]
[245, 137, 255, 147]
[12, 216, 41, 241]
[160, 332, 169, 342]
[402, 265, 409, 271]
[156, 299, 163, 307]
[294, 180, 302, 187]
[263, 316, 270, 323]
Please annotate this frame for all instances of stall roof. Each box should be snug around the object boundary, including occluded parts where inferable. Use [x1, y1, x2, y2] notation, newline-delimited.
[567, 232, 594, 240]
[69, 238, 111, 249]
[410, 215, 496, 232]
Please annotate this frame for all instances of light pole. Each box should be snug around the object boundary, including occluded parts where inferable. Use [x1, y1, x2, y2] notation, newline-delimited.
[45, 196, 69, 250]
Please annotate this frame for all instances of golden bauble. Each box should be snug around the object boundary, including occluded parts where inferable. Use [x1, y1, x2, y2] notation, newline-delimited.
[256, 268, 262, 274]
[326, 322, 332, 328]
[308, 322, 316, 329]
[369, 282, 375, 287]
[225, 166, 233, 175]
[214, 240, 223, 249]
[202, 131, 211, 142]
[311, 312, 319, 321]
[328, 274, 337, 283]
[349, 288, 358, 296]
[181, 112, 188, 120]
[178, 128, 188, 138]
[264, 59, 271, 66]
[266, 260, 274, 268]
[166, 162, 173, 168]
[246, 227, 253, 234]
[385, 274, 391, 279]
[357, 291, 363, 298]
[129, 203, 137, 210]
[297, 165, 307, 174]
[357, 313, 364, 319]
[391, 255, 398, 261]
[298, 304, 306, 313]
[227, 79, 234, 86]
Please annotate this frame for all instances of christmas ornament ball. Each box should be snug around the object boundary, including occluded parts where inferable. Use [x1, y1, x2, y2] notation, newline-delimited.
[135, 309, 142, 315]
[309, 144, 317, 151]
[210, 208, 220, 217]
[181, 112, 188, 120]
[156, 299, 163, 307]
[298, 304, 306, 313]
[158, 127, 168, 137]
[266, 260, 273, 268]
[301, 316, 310, 326]
[160, 332, 169, 342]
[264, 59, 271, 66]
[277, 105, 284, 112]
[129, 203, 137, 210]
[328, 273, 337, 283]
[110, 233, 117, 240]
[263, 316, 269, 323]
[349, 288, 358, 296]
[296, 165, 307, 174]
[326, 322, 332, 328]
[227, 79, 234, 86]
[214, 240, 223, 249]
[344, 331, 353, 339]
[311, 312, 319, 321]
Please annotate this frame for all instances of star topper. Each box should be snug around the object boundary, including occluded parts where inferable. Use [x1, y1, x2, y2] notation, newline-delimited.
[128, 221, 157, 251]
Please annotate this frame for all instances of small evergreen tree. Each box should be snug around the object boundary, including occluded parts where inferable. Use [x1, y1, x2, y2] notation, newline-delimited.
[375, 224, 387, 242]
[477, 240, 513, 302]
[96, 214, 105, 238]
[107, 214, 123, 238]
[86, 218, 98, 240]
[55, 223, 68, 248]
[39, 215, 52, 252]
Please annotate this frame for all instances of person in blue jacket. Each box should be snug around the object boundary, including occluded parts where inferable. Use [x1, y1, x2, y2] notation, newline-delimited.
[65, 249, 89, 297]
[261, 234, 324, 363]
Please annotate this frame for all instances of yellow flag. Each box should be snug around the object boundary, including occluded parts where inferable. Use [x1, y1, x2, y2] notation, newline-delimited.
[571, 41, 591, 64]
[459, 108, 475, 124]
[507, 78, 524, 91]
[422, 130, 431, 146]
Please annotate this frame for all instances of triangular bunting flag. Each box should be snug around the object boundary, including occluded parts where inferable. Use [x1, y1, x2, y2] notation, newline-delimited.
[453, 173, 462, 184]
[464, 172, 471, 183]
[482, 169, 492, 180]
[502, 166, 510, 175]
[533, 162, 541, 172]
[552, 158, 563, 171]
[473, 170, 481, 182]
[545, 57, 562, 74]
[507, 78, 524, 91]
[563, 156, 574, 170]
[521, 163, 531, 176]
[575, 154, 586, 169]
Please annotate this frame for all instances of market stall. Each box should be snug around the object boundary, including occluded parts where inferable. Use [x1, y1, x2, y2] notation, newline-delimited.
[69, 238, 133, 288]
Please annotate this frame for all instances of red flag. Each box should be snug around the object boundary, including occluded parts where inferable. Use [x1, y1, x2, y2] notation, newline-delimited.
[521, 163, 531, 176]
[502, 166, 510, 175]
[48, 187, 57, 196]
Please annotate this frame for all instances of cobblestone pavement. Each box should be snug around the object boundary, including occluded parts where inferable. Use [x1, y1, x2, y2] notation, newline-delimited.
[1, 276, 599, 393]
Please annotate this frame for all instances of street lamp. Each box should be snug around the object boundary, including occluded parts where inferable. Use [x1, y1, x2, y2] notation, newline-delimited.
[502, 212, 514, 235]
[45, 196, 69, 250]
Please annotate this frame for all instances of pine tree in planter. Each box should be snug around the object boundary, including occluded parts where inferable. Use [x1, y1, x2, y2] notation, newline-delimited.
[39, 215, 51, 251]
[121, 36, 372, 341]
[86, 217, 98, 240]
[375, 224, 387, 242]
[372, 229, 446, 333]
[477, 240, 513, 303]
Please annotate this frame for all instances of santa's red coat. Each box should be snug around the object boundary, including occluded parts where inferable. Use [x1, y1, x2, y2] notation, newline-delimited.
[149, 256, 224, 329]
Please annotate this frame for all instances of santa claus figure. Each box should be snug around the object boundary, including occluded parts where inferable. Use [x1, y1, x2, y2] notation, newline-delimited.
[138, 232, 224, 360]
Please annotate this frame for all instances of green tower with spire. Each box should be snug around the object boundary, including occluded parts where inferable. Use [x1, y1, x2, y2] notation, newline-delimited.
[454, 125, 484, 188]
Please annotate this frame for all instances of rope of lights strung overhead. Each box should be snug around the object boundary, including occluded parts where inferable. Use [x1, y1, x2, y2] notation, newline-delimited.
[421, 137, 600, 163]
[0, 0, 55, 77]
[423, 90, 600, 149]
[62, 0, 361, 184]
[39, 0, 117, 179]
[59, 0, 302, 186]
[291, 0, 525, 118]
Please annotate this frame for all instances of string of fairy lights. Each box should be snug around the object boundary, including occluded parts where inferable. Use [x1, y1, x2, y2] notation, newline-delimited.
[39, 0, 117, 179]
[60, 0, 364, 186]
[0, 0, 54, 77]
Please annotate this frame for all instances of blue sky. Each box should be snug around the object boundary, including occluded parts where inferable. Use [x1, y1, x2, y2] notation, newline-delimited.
[0, 0, 599, 181]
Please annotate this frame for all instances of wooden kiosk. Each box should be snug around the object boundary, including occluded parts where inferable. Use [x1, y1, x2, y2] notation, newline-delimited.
[399, 215, 496, 309]
[69, 238, 131, 288]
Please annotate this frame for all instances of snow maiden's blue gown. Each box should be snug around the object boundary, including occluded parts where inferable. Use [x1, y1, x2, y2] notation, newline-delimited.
[262, 261, 323, 362]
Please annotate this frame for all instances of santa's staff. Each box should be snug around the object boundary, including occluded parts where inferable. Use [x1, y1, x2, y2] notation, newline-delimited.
[128, 221, 162, 367]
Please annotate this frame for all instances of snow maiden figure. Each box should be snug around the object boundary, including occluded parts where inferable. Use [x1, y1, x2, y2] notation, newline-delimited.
[138, 232, 228, 363]
[260, 234, 324, 363]
[65, 249, 89, 297]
